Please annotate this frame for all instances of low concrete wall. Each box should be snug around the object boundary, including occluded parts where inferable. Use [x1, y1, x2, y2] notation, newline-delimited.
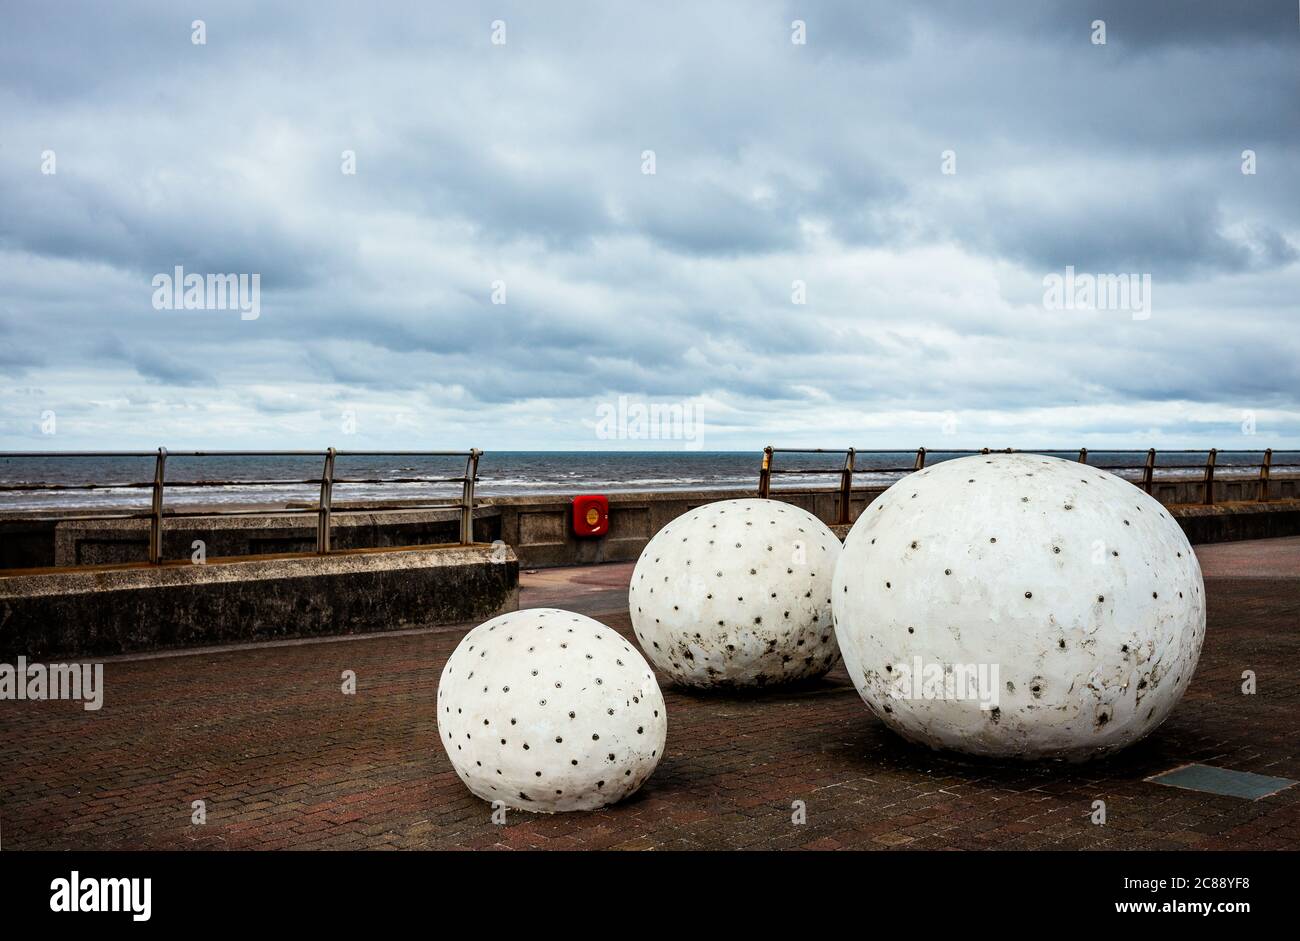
[0, 518, 57, 570]
[1162, 474, 1299, 505]
[487, 493, 726, 567]
[1170, 501, 1300, 544]
[0, 544, 518, 659]
[49, 507, 501, 568]
[485, 480, 1300, 569]
[485, 487, 882, 569]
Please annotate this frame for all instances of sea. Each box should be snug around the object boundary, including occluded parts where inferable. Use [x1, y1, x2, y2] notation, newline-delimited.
[0, 449, 1287, 513]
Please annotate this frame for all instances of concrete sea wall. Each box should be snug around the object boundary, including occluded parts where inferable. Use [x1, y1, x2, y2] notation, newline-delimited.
[488, 481, 1300, 569]
[1, 473, 1297, 573]
[0, 544, 518, 659]
[1, 476, 1294, 659]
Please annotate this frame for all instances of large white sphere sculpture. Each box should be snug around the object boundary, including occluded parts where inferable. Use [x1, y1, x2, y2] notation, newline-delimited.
[630, 498, 842, 688]
[832, 454, 1204, 761]
[437, 608, 667, 812]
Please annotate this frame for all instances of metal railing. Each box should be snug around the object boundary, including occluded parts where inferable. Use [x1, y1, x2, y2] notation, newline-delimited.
[0, 448, 482, 564]
[758, 447, 1299, 523]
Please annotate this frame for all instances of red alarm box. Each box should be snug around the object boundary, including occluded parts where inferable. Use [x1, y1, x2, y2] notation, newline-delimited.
[572, 494, 610, 537]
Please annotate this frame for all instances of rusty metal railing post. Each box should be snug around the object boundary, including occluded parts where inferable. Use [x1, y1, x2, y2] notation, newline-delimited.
[758, 446, 773, 499]
[1258, 448, 1272, 503]
[460, 449, 481, 544]
[913, 447, 927, 470]
[316, 447, 336, 554]
[837, 448, 856, 525]
[149, 447, 167, 564]
[1142, 448, 1155, 494]
[1203, 448, 1217, 505]
[1078, 447, 1088, 464]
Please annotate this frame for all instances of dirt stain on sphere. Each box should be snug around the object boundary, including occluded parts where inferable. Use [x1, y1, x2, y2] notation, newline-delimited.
[831, 454, 1205, 761]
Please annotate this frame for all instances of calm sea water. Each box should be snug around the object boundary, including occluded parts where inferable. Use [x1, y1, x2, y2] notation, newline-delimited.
[0, 450, 1286, 511]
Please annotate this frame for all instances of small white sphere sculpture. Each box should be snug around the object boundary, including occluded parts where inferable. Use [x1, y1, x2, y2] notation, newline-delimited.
[832, 454, 1204, 761]
[437, 608, 667, 812]
[630, 498, 842, 688]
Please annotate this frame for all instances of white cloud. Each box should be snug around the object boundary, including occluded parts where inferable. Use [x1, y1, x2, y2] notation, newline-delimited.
[1, 0, 1297, 450]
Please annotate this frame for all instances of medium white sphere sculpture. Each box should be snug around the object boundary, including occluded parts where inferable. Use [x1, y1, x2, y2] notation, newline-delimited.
[832, 454, 1204, 761]
[630, 498, 842, 688]
[437, 608, 667, 812]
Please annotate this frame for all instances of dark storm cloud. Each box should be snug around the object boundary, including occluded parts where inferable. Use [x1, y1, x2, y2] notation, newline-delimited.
[128, 348, 215, 386]
[0, 311, 45, 373]
[0, 176, 344, 289]
[0, 0, 1297, 448]
[958, 182, 1299, 277]
[1026, 0, 1300, 47]
[865, 0, 1300, 49]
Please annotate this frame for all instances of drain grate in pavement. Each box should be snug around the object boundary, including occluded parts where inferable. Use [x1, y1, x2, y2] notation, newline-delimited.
[1145, 763, 1298, 800]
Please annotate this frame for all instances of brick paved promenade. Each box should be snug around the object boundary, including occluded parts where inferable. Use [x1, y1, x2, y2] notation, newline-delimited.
[2, 538, 1297, 850]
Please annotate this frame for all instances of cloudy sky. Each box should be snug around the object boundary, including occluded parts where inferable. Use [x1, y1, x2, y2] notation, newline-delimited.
[1, 0, 1297, 452]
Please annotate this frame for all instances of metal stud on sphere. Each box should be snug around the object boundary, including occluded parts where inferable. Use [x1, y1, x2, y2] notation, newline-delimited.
[832, 454, 1205, 761]
[437, 608, 667, 812]
[630, 499, 842, 688]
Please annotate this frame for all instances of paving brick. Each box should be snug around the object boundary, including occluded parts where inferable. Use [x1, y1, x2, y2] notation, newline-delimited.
[1, 551, 1298, 850]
